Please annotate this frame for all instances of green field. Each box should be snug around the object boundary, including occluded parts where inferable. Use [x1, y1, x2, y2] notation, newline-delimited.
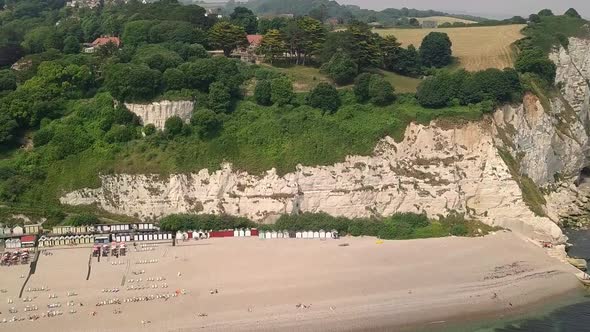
[264, 64, 422, 93]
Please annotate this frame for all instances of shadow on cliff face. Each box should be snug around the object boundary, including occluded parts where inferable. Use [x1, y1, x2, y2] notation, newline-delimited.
[574, 167, 590, 186]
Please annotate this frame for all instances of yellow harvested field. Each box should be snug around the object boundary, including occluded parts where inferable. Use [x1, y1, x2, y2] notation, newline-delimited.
[376, 25, 526, 71]
[414, 16, 476, 24]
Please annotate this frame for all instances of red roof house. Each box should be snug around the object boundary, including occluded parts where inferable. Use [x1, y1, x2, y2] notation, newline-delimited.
[247, 34, 263, 47]
[84, 36, 121, 53]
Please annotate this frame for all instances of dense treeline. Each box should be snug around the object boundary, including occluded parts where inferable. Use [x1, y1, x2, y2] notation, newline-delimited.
[159, 212, 489, 240]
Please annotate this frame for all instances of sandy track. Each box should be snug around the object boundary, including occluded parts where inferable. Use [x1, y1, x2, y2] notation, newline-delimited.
[0, 232, 582, 331]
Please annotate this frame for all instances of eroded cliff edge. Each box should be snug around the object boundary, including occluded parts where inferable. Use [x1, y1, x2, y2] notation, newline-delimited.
[61, 38, 590, 243]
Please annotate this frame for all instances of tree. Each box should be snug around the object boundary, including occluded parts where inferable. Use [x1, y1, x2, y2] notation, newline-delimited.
[538, 9, 554, 17]
[0, 70, 16, 91]
[420, 32, 452, 68]
[528, 14, 541, 24]
[515, 48, 557, 83]
[149, 21, 196, 44]
[208, 82, 231, 113]
[0, 112, 18, 145]
[270, 76, 294, 106]
[409, 18, 420, 27]
[354, 73, 372, 103]
[104, 125, 136, 143]
[191, 109, 220, 138]
[321, 53, 358, 85]
[104, 63, 162, 102]
[133, 44, 183, 72]
[164, 116, 184, 136]
[122, 20, 154, 46]
[392, 45, 422, 77]
[416, 73, 454, 108]
[230, 7, 258, 34]
[259, 29, 287, 64]
[163, 68, 186, 91]
[208, 22, 248, 57]
[307, 82, 341, 113]
[63, 35, 80, 54]
[381, 35, 402, 71]
[564, 8, 582, 19]
[368, 75, 395, 106]
[143, 124, 156, 136]
[346, 21, 382, 69]
[254, 79, 272, 106]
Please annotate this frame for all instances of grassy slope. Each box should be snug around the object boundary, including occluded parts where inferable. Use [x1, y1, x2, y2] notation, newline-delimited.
[18, 99, 481, 208]
[263, 64, 422, 93]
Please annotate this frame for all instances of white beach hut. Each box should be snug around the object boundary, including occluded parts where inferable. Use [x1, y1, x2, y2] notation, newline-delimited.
[245, 229, 251, 237]
[282, 230, 289, 238]
[271, 231, 278, 239]
[12, 225, 24, 235]
[258, 231, 264, 239]
[313, 231, 320, 239]
[303, 231, 310, 239]
[319, 230, 326, 239]
[234, 229, 239, 237]
[176, 232, 183, 241]
[277, 231, 284, 239]
[239, 229, 245, 237]
[2, 226, 10, 235]
[296, 231, 302, 238]
[265, 231, 272, 239]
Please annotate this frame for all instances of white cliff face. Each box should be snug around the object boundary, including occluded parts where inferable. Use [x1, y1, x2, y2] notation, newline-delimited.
[61, 38, 590, 243]
[124, 100, 194, 130]
[61, 119, 563, 242]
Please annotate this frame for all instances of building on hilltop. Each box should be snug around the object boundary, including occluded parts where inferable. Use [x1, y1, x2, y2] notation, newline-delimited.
[83, 36, 121, 53]
[236, 34, 263, 63]
[66, 0, 101, 9]
[422, 20, 438, 29]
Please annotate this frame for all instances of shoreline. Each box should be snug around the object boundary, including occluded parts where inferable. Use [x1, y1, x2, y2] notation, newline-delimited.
[0, 231, 584, 332]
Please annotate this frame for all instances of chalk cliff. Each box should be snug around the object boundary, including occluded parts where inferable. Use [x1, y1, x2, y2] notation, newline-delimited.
[62, 38, 590, 243]
[124, 100, 194, 130]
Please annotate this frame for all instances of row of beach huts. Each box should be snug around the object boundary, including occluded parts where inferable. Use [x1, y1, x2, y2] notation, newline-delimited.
[175, 229, 339, 241]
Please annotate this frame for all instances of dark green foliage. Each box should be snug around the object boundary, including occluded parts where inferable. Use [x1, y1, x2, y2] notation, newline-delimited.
[515, 48, 557, 83]
[104, 125, 136, 144]
[564, 8, 582, 19]
[0, 112, 18, 144]
[417, 69, 521, 109]
[191, 109, 220, 138]
[122, 20, 153, 46]
[62, 36, 80, 54]
[65, 214, 99, 226]
[208, 82, 232, 113]
[230, 6, 258, 34]
[254, 79, 272, 106]
[159, 214, 255, 232]
[270, 76, 294, 106]
[391, 45, 422, 77]
[104, 63, 162, 102]
[450, 224, 468, 236]
[133, 45, 183, 73]
[307, 82, 341, 113]
[208, 21, 248, 57]
[538, 9, 554, 17]
[419, 32, 453, 68]
[368, 75, 395, 106]
[0, 70, 17, 91]
[529, 14, 541, 23]
[353, 72, 372, 102]
[143, 124, 156, 136]
[148, 21, 196, 44]
[320, 53, 358, 85]
[164, 116, 184, 137]
[163, 68, 185, 91]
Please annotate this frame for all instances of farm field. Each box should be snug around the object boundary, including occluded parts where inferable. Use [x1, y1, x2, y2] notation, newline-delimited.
[375, 25, 526, 71]
[413, 16, 476, 24]
[265, 65, 422, 93]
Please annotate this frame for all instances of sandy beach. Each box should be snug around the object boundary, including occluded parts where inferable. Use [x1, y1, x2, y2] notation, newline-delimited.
[0, 231, 583, 332]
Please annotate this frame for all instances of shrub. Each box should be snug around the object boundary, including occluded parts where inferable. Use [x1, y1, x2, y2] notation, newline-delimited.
[0, 70, 17, 91]
[164, 116, 184, 136]
[254, 79, 272, 106]
[515, 48, 556, 83]
[208, 82, 231, 113]
[321, 53, 358, 85]
[353, 73, 372, 103]
[416, 73, 453, 108]
[191, 109, 220, 138]
[306, 82, 341, 113]
[450, 224, 468, 236]
[368, 75, 395, 106]
[104, 125, 136, 143]
[270, 76, 294, 106]
[143, 124, 156, 136]
[163, 68, 186, 91]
